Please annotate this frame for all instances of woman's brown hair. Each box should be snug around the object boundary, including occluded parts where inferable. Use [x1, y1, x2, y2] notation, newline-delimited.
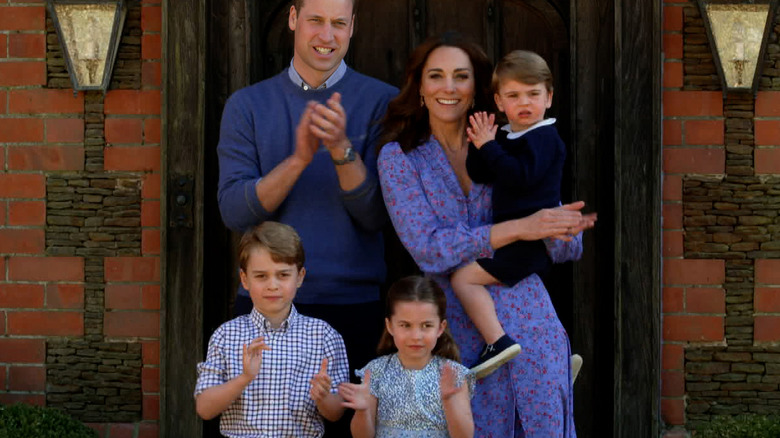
[376, 275, 461, 362]
[378, 31, 495, 153]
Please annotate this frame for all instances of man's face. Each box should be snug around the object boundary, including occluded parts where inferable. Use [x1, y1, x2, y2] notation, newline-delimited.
[289, 0, 354, 88]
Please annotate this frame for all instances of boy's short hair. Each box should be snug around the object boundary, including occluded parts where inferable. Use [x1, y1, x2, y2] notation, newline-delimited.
[238, 222, 305, 271]
[492, 50, 553, 92]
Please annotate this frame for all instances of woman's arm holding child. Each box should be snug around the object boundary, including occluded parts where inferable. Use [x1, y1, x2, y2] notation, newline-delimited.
[310, 358, 346, 422]
[195, 337, 269, 420]
[339, 370, 378, 438]
[441, 364, 474, 438]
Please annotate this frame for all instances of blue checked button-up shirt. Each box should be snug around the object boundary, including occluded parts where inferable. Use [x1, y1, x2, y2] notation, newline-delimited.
[195, 306, 349, 438]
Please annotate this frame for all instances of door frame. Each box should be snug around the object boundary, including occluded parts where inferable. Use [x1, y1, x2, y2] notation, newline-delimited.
[162, 0, 662, 436]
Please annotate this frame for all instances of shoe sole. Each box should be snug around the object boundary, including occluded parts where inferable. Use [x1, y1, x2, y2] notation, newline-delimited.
[471, 344, 522, 379]
[571, 354, 583, 384]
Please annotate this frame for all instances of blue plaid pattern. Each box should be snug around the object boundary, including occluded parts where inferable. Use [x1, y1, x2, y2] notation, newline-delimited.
[195, 305, 349, 438]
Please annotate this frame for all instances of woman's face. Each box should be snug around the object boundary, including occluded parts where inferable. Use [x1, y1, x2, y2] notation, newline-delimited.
[419, 46, 475, 127]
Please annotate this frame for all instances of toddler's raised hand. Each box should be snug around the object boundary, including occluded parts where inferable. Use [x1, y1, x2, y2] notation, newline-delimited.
[440, 363, 465, 401]
[339, 370, 372, 411]
[310, 357, 332, 402]
[466, 112, 497, 149]
[242, 337, 270, 380]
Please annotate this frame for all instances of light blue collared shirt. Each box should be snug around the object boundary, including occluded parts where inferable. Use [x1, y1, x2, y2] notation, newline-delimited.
[287, 59, 347, 90]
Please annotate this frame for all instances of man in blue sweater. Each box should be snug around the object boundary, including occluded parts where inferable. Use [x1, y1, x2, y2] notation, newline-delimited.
[216, 0, 396, 434]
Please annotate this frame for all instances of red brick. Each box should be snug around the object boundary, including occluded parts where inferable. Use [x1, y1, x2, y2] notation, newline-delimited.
[663, 175, 682, 201]
[8, 33, 45, 58]
[8, 365, 44, 391]
[0, 202, 5, 226]
[0, 338, 45, 363]
[7, 311, 83, 336]
[0, 34, 6, 57]
[0, 312, 5, 335]
[684, 119, 724, 145]
[662, 370, 685, 397]
[142, 201, 160, 227]
[756, 120, 780, 146]
[142, 173, 161, 199]
[108, 423, 135, 438]
[142, 6, 162, 31]
[664, 6, 683, 32]
[104, 90, 161, 115]
[0, 118, 44, 143]
[663, 287, 683, 313]
[0, 228, 44, 254]
[9, 201, 45, 226]
[0, 394, 45, 406]
[142, 366, 159, 392]
[756, 91, 780, 117]
[9, 89, 83, 114]
[0, 6, 45, 30]
[105, 146, 160, 171]
[144, 118, 160, 143]
[663, 344, 684, 370]
[686, 287, 725, 314]
[661, 398, 685, 425]
[8, 256, 83, 281]
[105, 284, 142, 309]
[142, 229, 160, 255]
[664, 259, 724, 285]
[141, 285, 160, 310]
[105, 118, 144, 144]
[0, 284, 44, 308]
[663, 231, 683, 258]
[756, 260, 780, 284]
[138, 423, 159, 438]
[756, 148, 780, 174]
[0, 90, 7, 114]
[663, 148, 724, 173]
[142, 61, 161, 87]
[755, 316, 780, 342]
[663, 203, 683, 229]
[143, 394, 160, 420]
[663, 33, 683, 59]
[105, 257, 160, 282]
[0, 367, 5, 391]
[663, 62, 683, 88]
[45, 284, 84, 309]
[0, 174, 45, 198]
[756, 287, 780, 313]
[663, 91, 722, 117]
[663, 315, 724, 341]
[104, 311, 159, 338]
[0, 257, 4, 281]
[141, 34, 161, 60]
[664, 120, 682, 146]
[46, 118, 84, 143]
[143, 341, 159, 365]
[86, 424, 107, 437]
[8, 146, 84, 171]
[0, 61, 45, 85]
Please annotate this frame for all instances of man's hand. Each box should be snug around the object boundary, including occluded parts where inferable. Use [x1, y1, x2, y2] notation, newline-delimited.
[294, 101, 320, 165]
[339, 369, 372, 411]
[466, 111, 497, 149]
[310, 358, 332, 402]
[310, 92, 351, 155]
[241, 337, 270, 380]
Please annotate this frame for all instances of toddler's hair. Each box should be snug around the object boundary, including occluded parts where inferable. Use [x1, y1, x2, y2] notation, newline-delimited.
[238, 221, 305, 271]
[492, 50, 553, 92]
[377, 275, 460, 362]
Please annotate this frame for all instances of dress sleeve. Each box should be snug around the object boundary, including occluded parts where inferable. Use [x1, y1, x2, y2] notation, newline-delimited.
[544, 232, 584, 263]
[443, 359, 476, 399]
[356, 355, 391, 398]
[194, 327, 228, 396]
[378, 144, 493, 275]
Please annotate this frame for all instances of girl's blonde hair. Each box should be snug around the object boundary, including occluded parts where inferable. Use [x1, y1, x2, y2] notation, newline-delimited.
[377, 275, 460, 362]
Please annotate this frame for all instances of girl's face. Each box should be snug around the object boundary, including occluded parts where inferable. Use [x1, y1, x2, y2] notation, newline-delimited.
[419, 46, 475, 128]
[385, 300, 446, 370]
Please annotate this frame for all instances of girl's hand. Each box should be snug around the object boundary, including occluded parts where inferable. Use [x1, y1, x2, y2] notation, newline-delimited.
[466, 112, 497, 149]
[339, 370, 373, 411]
[241, 337, 270, 380]
[440, 363, 465, 401]
[310, 358, 332, 402]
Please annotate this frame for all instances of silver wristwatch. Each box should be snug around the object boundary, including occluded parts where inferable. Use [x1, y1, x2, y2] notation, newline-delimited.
[332, 147, 357, 165]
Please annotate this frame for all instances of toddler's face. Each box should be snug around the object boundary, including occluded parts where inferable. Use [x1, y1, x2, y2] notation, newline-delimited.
[494, 79, 552, 132]
[385, 301, 446, 370]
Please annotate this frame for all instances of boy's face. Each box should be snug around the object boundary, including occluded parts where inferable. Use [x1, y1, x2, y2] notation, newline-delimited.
[240, 247, 305, 324]
[494, 79, 553, 132]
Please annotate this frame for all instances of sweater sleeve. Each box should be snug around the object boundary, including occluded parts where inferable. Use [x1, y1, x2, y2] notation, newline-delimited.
[378, 144, 493, 275]
[476, 129, 560, 190]
[465, 142, 495, 184]
[216, 91, 273, 232]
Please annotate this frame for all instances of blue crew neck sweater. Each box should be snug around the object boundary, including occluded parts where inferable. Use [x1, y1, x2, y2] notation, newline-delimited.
[217, 68, 398, 304]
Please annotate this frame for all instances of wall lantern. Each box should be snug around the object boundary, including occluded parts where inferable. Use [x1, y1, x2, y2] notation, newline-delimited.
[46, 0, 127, 93]
[696, 0, 777, 94]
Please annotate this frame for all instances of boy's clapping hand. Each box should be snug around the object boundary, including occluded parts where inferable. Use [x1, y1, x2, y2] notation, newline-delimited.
[310, 358, 332, 402]
[242, 337, 270, 379]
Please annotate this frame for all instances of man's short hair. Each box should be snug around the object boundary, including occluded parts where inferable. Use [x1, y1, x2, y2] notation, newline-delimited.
[238, 222, 305, 271]
[492, 50, 553, 92]
[292, 0, 356, 14]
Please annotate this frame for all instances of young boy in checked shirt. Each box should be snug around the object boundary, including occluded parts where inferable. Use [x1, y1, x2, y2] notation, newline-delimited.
[194, 222, 348, 437]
